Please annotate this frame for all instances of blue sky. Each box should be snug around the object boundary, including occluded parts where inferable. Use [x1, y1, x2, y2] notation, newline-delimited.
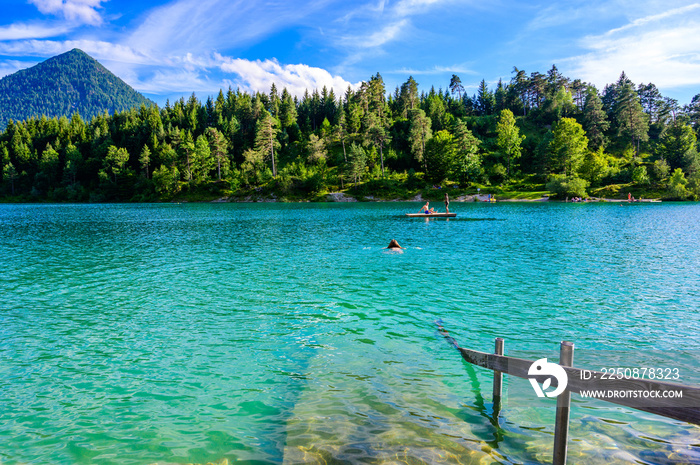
[1, 0, 699, 105]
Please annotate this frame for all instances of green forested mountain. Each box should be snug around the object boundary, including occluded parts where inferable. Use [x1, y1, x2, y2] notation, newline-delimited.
[1, 65, 699, 202]
[0, 49, 153, 129]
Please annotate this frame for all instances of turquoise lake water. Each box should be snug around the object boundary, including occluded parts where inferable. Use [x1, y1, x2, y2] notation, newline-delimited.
[1, 201, 699, 464]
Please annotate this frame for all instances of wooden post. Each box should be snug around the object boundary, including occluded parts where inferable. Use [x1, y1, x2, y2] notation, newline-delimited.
[493, 338, 504, 402]
[553, 341, 574, 465]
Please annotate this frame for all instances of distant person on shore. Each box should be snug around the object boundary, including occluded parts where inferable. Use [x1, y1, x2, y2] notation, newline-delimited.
[444, 193, 450, 213]
[420, 201, 430, 214]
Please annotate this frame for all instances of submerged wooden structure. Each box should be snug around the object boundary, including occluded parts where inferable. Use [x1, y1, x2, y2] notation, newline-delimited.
[436, 321, 700, 465]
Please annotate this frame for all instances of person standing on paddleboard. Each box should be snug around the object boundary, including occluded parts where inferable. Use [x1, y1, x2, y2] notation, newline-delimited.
[444, 193, 450, 213]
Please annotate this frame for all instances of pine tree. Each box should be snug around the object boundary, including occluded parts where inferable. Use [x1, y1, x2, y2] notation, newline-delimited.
[615, 81, 649, 154]
[335, 108, 348, 162]
[398, 76, 419, 117]
[139, 145, 151, 178]
[582, 88, 609, 150]
[449, 74, 464, 100]
[254, 111, 280, 177]
[408, 109, 432, 169]
[363, 111, 390, 177]
[64, 143, 81, 184]
[205, 127, 229, 181]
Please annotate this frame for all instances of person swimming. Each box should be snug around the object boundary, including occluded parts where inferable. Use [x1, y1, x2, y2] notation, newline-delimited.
[387, 239, 404, 249]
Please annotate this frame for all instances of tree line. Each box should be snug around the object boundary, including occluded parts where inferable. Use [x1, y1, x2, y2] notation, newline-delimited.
[2, 65, 699, 201]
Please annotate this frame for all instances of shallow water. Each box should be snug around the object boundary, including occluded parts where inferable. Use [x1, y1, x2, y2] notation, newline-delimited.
[1, 201, 699, 464]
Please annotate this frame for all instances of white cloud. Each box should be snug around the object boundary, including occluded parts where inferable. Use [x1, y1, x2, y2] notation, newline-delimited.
[123, 69, 213, 94]
[0, 23, 72, 40]
[394, 0, 444, 17]
[604, 3, 700, 35]
[28, 0, 107, 26]
[0, 39, 153, 65]
[355, 19, 408, 48]
[217, 55, 359, 97]
[126, 0, 325, 57]
[0, 59, 35, 79]
[568, 7, 700, 89]
[390, 64, 477, 76]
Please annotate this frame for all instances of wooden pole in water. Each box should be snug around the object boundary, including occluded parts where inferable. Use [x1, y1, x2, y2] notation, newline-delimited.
[553, 341, 574, 465]
[493, 338, 504, 404]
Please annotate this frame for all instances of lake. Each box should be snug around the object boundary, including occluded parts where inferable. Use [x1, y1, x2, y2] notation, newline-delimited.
[1, 201, 699, 464]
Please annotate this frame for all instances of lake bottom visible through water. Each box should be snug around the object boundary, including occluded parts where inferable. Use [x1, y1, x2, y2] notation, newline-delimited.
[1, 201, 699, 464]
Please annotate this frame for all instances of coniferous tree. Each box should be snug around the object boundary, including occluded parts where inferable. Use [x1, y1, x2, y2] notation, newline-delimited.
[449, 75, 464, 100]
[398, 76, 419, 117]
[408, 109, 432, 169]
[582, 88, 609, 150]
[254, 111, 280, 177]
[139, 145, 151, 178]
[180, 130, 195, 182]
[476, 80, 495, 115]
[348, 142, 367, 184]
[659, 121, 698, 172]
[363, 111, 391, 178]
[510, 67, 529, 116]
[684, 94, 700, 135]
[205, 127, 229, 180]
[335, 107, 348, 162]
[614, 80, 649, 154]
[494, 79, 507, 113]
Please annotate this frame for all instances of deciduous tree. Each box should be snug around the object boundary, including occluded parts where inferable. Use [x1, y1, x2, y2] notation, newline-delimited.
[548, 117, 588, 176]
[496, 109, 524, 177]
[103, 145, 129, 183]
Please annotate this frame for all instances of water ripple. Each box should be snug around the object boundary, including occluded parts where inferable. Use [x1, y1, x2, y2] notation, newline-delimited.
[1, 202, 699, 464]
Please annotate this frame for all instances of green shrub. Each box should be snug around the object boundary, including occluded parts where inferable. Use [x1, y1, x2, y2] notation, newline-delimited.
[546, 174, 589, 198]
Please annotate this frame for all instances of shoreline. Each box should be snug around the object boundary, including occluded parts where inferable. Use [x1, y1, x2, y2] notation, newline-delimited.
[205, 193, 669, 204]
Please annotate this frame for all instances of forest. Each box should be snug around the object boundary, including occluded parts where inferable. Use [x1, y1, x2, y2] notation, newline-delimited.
[1, 65, 699, 202]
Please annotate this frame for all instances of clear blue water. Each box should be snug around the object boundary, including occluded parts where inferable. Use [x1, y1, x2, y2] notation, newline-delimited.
[1, 201, 699, 464]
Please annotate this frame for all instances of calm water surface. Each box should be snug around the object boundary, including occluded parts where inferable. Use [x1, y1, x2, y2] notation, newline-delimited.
[1, 202, 699, 464]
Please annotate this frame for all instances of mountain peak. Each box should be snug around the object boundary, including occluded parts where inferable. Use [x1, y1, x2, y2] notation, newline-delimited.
[0, 49, 153, 128]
